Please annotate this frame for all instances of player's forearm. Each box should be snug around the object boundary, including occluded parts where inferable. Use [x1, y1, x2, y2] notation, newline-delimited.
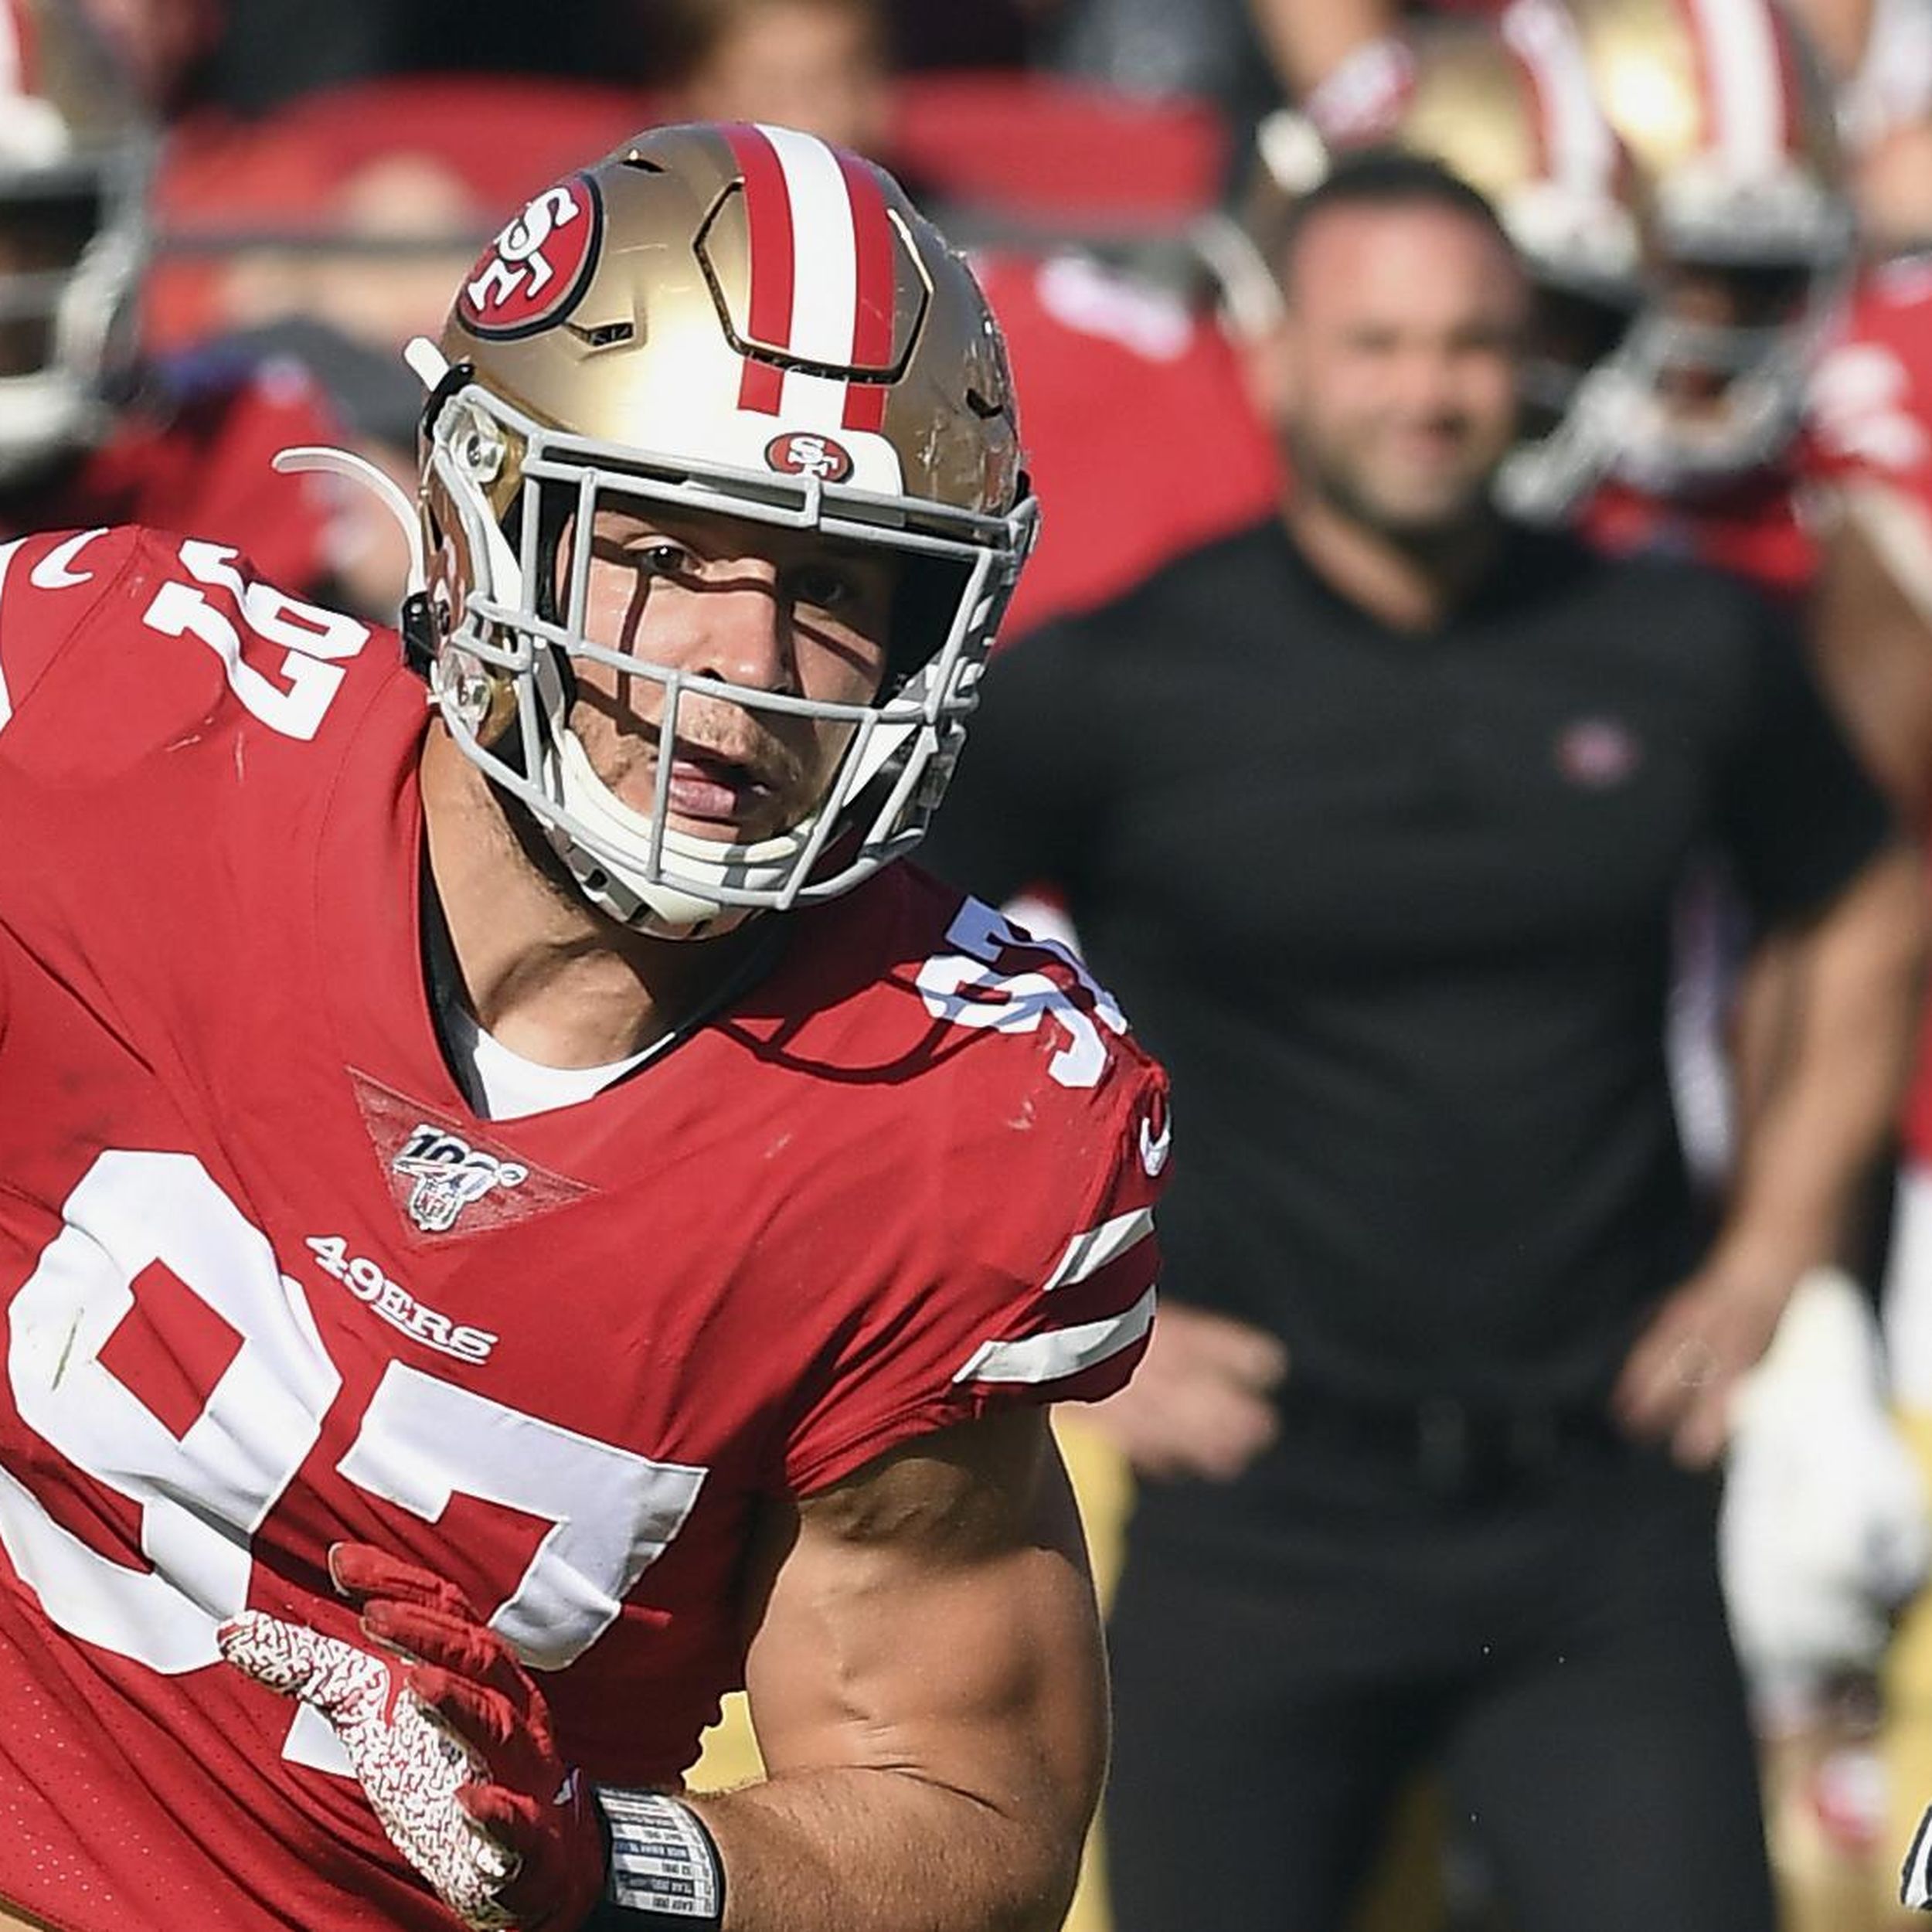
[683, 1762, 1085, 1932]
[1716, 845, 1927, 1280]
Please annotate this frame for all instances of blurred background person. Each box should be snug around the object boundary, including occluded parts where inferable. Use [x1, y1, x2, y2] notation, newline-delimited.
[1212, 0, 1648, 524]
[924, 145, 1926, 1932]
[644, 0, 894, 160]
[0, 0, 338, 591]
[1223, 10, 1932, 1926]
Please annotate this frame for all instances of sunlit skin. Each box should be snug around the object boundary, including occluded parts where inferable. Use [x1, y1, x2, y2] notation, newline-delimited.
[413, 505, 897, 1070]
[563, 502, 897, 847]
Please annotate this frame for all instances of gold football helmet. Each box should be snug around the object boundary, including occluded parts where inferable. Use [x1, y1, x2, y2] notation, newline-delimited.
[0, 0, 151, 484]
[400, 122, 1035, 939]
[1227, 0, 1648, 515]
[1562, 0, 1852, 487]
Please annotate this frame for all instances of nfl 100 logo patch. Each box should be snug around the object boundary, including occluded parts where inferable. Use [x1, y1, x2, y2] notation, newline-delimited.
[391, 1124, 530, 1233]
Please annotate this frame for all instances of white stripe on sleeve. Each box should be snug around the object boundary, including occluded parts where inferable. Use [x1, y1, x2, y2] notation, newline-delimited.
[952, 1285, 1158, 1386]
[1043, 1206, 1156, 1292]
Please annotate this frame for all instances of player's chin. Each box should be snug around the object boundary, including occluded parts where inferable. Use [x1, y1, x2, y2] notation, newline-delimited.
[1368, 464, 1497, 533]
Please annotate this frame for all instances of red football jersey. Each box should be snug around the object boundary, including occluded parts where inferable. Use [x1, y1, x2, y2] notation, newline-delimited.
[1809, 257, 1932, 549]
[0, 526, 1165, 1930]
[0, 366, 341, 597]
[1577, 464, 1821, 600]
[1808, 258, 1932, 1166]
[978, 251, 1283, 640]
[1580, 260, 1932, 606]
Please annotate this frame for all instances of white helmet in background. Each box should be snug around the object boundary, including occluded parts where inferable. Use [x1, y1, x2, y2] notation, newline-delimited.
[0, 0, 151, 485]
[1563, 0, 1853, 492]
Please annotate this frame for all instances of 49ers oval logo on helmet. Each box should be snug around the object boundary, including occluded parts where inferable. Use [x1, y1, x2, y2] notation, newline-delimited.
[764, 431, 855, 482]
[457, 175, 603, 340]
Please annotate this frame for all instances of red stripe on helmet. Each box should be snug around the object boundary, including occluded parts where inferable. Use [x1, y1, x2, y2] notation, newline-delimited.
[1765, 5, 1808, 155]
[724, 124, 797, 416]
[738, 359, 785, 412]
[842, 378, 888, 433]
[1, 0, 39, 94]
[1668, 0, 1718, 154]
[837, 147, 896, 432]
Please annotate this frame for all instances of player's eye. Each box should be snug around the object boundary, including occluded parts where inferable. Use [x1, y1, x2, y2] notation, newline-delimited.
[634, 541, 697, 577]
[590, 534, 696, 580]
[789, 565, 855, 611]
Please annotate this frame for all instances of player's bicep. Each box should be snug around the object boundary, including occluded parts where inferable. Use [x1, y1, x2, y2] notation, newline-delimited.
[742, 1408, 1107, 1835]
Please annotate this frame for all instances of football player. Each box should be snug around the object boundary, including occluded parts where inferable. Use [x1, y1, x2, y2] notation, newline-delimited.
[1558, 0, 1852, 590]
[0, 0, 338, 591]
[0, 119, 1165, 1932]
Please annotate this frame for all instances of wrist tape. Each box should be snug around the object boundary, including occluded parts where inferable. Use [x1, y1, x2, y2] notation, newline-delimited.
[589, 1788, 726, 1928]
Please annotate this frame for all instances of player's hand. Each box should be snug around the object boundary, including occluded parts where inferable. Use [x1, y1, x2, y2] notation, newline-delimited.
[1083, 1301, 1287, 1480]
[1613, 1262, 1794, 1468]
[218, 1544, 605, 1932]
[1719, 1269, 1929, 1699]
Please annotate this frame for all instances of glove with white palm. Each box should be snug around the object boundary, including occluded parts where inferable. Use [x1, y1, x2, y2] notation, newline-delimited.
[218, 1543, 606, 1931]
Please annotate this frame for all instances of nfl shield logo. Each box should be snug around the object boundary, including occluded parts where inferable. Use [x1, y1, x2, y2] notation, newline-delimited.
[391, 1124, 530, 1233]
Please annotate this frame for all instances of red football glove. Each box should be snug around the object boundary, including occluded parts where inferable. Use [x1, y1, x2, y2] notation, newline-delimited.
[219, 1543, 607, 1932]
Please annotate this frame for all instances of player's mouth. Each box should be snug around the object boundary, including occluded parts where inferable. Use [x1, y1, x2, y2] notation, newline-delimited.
[662, 740, 784, 831]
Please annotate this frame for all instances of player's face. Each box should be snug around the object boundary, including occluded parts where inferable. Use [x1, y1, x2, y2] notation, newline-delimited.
[561, 503, 896, 846]
[1253, 202, 1527, 538]
[1652, 257, 1811, 420]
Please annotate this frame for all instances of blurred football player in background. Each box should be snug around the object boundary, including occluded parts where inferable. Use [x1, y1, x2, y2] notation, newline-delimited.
[1563, 0, 1853, 589]
[0, 120, 1166, 1932]
[0, 0, 338, 590]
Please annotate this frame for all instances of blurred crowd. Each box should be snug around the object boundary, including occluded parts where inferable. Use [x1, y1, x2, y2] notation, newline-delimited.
[12, 0, 1932, 1929]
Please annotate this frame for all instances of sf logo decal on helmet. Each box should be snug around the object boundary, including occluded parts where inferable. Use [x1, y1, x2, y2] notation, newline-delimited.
[457, 176, 604, 340]
[764, 431, 855, 481]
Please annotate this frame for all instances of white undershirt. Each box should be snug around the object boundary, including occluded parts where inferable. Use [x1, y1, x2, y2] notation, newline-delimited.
[440, 996, 662, 1121]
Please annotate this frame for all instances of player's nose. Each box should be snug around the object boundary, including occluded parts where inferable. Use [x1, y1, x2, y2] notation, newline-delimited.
[690, 559, 796, 695]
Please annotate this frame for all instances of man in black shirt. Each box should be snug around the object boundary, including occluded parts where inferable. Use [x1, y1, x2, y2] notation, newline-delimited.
[927, 152, 1928, 1931]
